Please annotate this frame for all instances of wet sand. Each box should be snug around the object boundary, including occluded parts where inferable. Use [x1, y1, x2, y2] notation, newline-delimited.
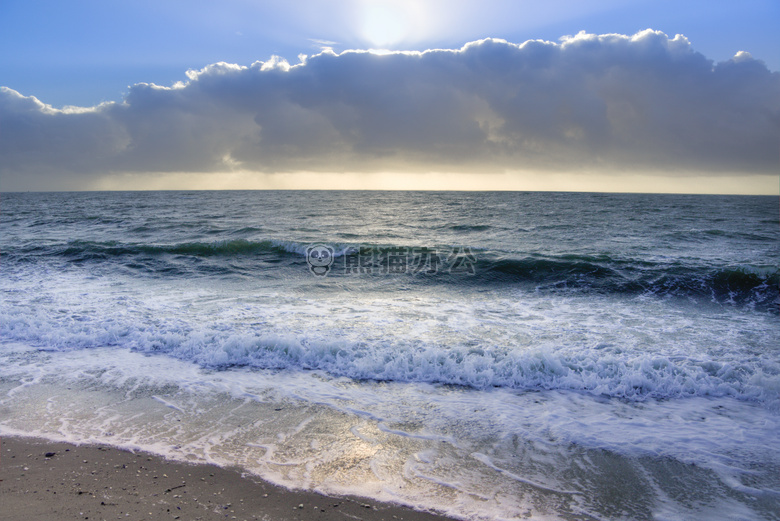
[0, 436, 460, 521]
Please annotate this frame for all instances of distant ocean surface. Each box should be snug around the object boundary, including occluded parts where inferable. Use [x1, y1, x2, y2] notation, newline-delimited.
[1, 190, 779, 520]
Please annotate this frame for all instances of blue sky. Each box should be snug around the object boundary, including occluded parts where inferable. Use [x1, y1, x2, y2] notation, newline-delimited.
[3, 0, 778, 108]
[1, 0, 779, 193]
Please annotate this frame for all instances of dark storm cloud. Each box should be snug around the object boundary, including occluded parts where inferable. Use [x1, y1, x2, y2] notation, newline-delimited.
[1, 30, 778, 188]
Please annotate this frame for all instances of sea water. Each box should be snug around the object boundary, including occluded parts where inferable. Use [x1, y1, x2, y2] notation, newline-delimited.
[1, 190, 778, 520]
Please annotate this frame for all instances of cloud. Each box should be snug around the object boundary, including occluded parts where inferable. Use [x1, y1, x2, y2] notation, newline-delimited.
[1, 29, 779, 190]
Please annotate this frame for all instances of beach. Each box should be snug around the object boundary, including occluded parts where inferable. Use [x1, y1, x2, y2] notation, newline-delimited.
[1, 436, 457, 521]
[1, 190, 778, 520]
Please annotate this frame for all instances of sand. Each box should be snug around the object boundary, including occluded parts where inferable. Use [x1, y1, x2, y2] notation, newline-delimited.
[0, 436, 459, 521]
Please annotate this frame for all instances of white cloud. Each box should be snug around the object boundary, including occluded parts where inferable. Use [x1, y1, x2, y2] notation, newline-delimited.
[1, 30, 778, 191]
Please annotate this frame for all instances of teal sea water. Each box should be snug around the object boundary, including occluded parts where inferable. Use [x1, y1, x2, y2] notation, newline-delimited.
[1, 191, 779, 520]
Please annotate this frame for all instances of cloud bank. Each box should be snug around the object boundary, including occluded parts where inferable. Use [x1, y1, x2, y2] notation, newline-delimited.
[1, 30, 779, 190]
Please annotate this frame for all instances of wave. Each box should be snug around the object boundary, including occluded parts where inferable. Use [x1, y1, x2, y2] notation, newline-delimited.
[2, 310, 778, 407]
[482, 255, 779, 310]
[4, 239, 778, 310]
[43, 238, 310, 258]
[447, 224, 494, 232]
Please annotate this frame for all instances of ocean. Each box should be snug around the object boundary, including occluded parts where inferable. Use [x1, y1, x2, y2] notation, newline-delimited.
[1, 190, 778, 520]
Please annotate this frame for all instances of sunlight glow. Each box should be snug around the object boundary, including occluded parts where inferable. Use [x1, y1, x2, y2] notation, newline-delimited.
[87, 170, 778, 195]
[360, 0, 421, 48]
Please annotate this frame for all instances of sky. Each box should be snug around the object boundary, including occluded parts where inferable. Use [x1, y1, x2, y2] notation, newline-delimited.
[1, 0, 779, 193]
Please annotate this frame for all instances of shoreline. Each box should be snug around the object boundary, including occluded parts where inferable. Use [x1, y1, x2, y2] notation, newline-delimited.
[0, 435, 460, 521]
